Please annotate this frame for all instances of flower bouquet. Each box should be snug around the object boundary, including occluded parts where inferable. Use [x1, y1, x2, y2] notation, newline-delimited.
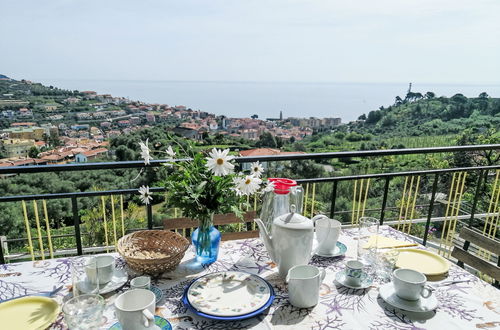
[138, 139, 270, 264]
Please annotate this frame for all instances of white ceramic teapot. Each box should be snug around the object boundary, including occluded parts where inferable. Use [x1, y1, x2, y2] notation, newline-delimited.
[254, 206, 331, 277]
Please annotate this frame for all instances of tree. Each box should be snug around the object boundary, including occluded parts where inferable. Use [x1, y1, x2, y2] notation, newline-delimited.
[358, 114, 367, 120]
[0, 143, 6, 158]
[251, 114, 258, 119]
[425, 92, 435, 99]
[478, 92, 489, 99]
[28, 146, 39, 158]
[366, 110, 382, 124]
[256, 132, 278, 148]
[451, 93, 468, 104]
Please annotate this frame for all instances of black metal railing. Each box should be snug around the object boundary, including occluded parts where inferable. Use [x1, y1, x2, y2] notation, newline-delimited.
[1, 144, 499, 264]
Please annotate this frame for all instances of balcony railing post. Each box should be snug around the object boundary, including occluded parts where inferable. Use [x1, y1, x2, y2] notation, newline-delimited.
[329, 181, 338, 219]
[423, 173, 439, 246]
[147, 203, 153, 230]
[0, 236, 6, 264]
[379, 177, 391, 225]
[71, 197, 83, 255]
[468, 169, 486, 228]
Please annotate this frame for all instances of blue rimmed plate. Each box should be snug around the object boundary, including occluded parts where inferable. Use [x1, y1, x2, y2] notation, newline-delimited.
[151, 285, 164, 304]
[315, 241, 347, 258]
[182, 271, 275, 321]
[109, 315, 172, 330]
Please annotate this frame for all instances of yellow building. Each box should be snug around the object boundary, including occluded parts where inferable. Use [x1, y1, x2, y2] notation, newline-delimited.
[2, 127, 46, 140]
[1, 139, 36, 157]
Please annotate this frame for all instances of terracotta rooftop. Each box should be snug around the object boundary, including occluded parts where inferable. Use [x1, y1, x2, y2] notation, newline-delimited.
[239, 148, 280, 157]
[239, 148, 305, 157]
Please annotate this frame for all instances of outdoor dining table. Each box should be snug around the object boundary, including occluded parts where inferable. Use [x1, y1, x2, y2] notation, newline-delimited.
[1, 225, 499, 329]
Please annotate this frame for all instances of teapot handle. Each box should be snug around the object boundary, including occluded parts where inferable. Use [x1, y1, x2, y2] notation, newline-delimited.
[311, 214, 332, 256]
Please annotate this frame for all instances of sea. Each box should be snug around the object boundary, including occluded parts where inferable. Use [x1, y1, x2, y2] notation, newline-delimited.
[35, 79, 500, 122]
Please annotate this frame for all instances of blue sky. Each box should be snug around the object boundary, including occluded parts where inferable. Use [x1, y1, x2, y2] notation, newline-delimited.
[1, 0, 499, 83]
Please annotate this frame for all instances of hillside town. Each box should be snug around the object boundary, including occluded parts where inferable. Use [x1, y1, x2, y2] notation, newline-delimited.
[0, 78, 341, 166]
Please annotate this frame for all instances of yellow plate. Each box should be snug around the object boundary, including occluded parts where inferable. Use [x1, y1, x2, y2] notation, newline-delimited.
[0, 296, 60, 330]
[395, 248, 450, 276]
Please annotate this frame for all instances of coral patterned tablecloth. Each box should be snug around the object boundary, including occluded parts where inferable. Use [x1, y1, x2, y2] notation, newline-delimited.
[1, 226, 499, 329]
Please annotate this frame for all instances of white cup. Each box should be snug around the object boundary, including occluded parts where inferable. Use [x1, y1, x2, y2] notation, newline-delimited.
[286, 265, 326, 308]
[313, 215, 341, 255]
[85, 255, 115, 285]
[392, 268, 432, 301]
[345, 260, 365, 287]
[131, 276, 151, 290]
[114, 289, 157, 330]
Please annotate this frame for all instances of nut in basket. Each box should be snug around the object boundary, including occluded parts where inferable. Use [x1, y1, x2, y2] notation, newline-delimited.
[117, 230, 190, 275]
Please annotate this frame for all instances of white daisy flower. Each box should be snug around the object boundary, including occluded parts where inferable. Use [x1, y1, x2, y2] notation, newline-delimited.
[261, 180, 275, 194]
[138, 185, 153, 205]
[235, 175, 262, 196]
[166, 145, 176, 158]
[139, 139, 153, 165]
[206, 148, 235, 176]
[250, 161, 264, 178]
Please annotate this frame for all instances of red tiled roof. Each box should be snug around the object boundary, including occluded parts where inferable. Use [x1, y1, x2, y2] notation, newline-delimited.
[239, 148, 280, 157]
[239, 148, 306, 157]
[279, 151, 306, 155]
[42, 154, 65, 161]
[12, 159, 35, 166]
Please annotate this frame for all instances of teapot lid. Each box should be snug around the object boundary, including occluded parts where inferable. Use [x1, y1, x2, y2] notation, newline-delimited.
[274, 205, 312, 229]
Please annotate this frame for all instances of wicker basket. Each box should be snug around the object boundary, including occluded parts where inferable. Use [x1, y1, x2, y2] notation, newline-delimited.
[117, 230, 190, 275]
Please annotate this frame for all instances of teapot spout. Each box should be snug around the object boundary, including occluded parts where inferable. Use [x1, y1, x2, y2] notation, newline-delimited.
[254, 218, 276, 262]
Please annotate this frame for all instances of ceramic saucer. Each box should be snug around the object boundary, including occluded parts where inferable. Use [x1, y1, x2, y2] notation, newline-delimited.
[109, 315, 172, 330]
[151, 285, 164, 304]
[379, 282, 438, 312]
[77, 268, 128, 295]
[315, 242, 347, 257]
[335, 269, 373, 289]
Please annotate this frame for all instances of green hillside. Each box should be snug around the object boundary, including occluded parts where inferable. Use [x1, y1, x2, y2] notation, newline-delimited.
[356, 92, 500, 137]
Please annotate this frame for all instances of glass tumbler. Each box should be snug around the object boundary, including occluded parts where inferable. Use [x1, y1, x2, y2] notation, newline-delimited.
[377, 249, 400, 282]
[63, 294, 105, 330]
[71, 256, 99, 297]
[357, 217, 379, 266]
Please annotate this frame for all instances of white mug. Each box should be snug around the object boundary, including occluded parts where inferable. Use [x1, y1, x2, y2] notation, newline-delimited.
[115, 289, 157, 330]
[392, 268, 432, 301]
[85, 255, 115, 285]
[131, 276, 151, 290]
[313, 215, 341, 255]
[286, 265, 326, 308]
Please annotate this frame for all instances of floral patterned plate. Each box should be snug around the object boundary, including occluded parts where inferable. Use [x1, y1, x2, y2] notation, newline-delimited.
[184, 271, 274, 319]
[109, 315, 172, 330]
[335, 269, 373, 289]
[315, 241, 347, 257]
[151, 285, 164, 304]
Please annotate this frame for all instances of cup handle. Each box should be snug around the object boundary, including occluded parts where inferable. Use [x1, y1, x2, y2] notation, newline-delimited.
[319, 268, 326, 284]
[142, 309, 155, 327]
[421, 285, 433, 299]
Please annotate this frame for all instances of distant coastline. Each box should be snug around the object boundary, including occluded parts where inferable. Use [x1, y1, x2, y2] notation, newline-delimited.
[32, 79, 500, 121]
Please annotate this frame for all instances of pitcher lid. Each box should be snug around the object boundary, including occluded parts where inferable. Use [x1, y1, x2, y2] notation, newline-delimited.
[268, 178, 297, 195]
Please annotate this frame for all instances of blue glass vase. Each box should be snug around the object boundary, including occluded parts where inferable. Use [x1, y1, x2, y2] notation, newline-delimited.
[191, 221, 221, 265]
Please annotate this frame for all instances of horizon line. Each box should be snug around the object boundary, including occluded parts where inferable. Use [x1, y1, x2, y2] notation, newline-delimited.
[9, 75, 500, 87]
